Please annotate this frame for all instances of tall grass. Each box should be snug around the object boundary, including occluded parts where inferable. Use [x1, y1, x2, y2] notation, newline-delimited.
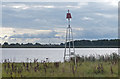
[2, 53, 118, 77]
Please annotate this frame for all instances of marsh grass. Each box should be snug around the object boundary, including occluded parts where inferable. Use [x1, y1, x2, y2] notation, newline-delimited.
[2, 61, 118, 77]
[2, 53, 119, 77]
[0, 63, 2, 78]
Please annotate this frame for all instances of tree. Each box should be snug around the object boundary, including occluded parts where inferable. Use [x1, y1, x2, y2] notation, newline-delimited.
[3, 42, 9, 46]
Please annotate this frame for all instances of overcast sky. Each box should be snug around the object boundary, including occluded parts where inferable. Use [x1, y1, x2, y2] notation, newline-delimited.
[1, 1, 118, 44]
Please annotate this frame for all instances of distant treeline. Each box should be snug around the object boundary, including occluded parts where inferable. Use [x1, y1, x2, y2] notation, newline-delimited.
[1, 39, 120, 48]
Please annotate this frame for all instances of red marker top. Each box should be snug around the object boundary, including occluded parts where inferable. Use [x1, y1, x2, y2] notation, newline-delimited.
[66, 10, 72, 19]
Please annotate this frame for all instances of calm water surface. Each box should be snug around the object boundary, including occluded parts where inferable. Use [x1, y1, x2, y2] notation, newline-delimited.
[1, 48, 118, 62]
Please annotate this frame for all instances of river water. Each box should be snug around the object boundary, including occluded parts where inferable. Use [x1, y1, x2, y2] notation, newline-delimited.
[1, 48, 118, 62]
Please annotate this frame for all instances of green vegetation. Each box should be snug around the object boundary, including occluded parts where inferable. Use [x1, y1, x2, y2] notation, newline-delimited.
[2, 61, 118, 77]
[2, 53, 118, 77]
[0, 63, 2, 78]
[1, 39, 119, 48]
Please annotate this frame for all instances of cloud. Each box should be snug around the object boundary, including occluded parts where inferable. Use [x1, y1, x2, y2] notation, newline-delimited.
[1, 27, 59, 38]
[0, 27, 15, 38]
[73, 26, 118, 39]
[10, 30, 58, 38]
[3, 35, 8, 39]
[82, 17, 94, 21]
[33, 5, 55, 8]
[0, 27, 52, 37]
[12, 5, 29, 10]
[2, 0, 119, 3]
[2, 3, 30, 10]
[95, 13, 117, 18]
[108, 0, 118, 7]
[1, 2, 118, 43]
[2, 3, 86, 10]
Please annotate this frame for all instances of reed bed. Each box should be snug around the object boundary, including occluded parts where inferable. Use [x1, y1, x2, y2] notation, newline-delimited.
[2, 53, 119, 77]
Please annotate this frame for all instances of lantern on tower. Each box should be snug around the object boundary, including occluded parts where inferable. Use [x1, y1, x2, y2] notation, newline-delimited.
[66, 10, 72, 20]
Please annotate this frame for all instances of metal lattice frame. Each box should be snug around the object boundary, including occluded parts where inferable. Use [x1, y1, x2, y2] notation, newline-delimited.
[64, 19, 76, 65]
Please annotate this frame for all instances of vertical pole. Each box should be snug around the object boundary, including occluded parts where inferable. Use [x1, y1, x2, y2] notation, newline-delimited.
[71, 28, 75, 52]
[71, 28, 76, 66]
[64, 27, 68, 62]
[68, 19, 71, 58]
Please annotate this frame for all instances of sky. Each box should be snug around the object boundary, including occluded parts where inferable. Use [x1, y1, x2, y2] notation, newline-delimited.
[0, 0, 118, 44]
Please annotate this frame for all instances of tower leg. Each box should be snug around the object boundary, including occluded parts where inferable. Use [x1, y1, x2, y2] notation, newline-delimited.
[64, 27, 68, 62]
[70, 27, 76, 66]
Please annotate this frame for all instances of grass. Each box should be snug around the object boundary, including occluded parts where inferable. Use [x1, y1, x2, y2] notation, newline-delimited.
[2, 53, 119, 77]
[0, 63, 2, 78]
[2, 61, 118, 77]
